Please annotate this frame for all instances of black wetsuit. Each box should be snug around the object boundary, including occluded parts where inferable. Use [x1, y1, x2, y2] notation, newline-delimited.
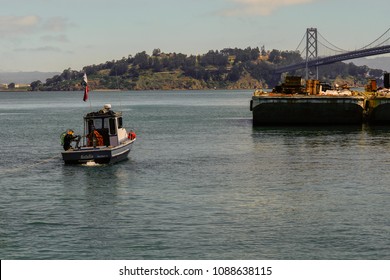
[63, 134, 77, 151]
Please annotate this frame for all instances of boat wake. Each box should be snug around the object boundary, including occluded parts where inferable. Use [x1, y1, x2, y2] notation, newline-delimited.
[81, 161, 102, 167]
[0, 156, 59, 175]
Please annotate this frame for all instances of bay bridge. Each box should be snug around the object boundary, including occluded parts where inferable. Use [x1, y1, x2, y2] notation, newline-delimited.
[275, 27, 390, 79]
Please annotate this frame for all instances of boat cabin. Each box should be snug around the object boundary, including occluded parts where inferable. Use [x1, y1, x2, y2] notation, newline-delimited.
[83, 104, 128, 147]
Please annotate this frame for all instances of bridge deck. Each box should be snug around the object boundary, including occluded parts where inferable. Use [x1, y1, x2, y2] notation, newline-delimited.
[275, 45, 390, 74]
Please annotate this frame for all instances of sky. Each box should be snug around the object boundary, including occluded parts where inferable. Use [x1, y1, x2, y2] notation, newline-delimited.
[0, 0, 389, 72]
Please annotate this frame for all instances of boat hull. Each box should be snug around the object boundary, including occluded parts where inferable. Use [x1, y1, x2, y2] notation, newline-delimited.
[61, 140, 134, 164]
[251, 95, 365, 125]
[366, 98, 390, 124]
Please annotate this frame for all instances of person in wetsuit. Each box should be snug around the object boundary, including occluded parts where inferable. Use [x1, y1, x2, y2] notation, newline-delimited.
[63, 129, 80, 151]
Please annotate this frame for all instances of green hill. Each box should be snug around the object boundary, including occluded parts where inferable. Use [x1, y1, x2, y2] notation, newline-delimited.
[30, 47, 386, 91]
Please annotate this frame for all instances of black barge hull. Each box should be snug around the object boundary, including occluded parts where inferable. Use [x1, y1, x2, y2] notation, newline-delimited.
[366, 98, 390, 124]
[251, 96, 365, 125]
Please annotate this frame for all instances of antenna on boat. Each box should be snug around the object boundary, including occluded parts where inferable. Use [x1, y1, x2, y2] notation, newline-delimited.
[88, 94, 92, 110]
[116, 69, 123, 112]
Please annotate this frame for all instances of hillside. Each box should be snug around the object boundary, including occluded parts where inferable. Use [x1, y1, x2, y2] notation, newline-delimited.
[349, 56, 390, 72]
[29, 48, 386, 91]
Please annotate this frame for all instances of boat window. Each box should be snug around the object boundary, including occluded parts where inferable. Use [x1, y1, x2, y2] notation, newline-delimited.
[118, 117, 123, 128]
[88, 119, 94, 133]
[94, 118, 103, 129]
[109, 118, 116, 135]
[104, 118, 110, 130]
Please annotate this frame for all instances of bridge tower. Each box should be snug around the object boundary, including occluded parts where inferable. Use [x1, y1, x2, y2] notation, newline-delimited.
[306, 28, 318, 80]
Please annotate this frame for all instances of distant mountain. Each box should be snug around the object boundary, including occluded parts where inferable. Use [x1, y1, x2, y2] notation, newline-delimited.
[0, 71, 60, 84]
[348, 57, 390, 72]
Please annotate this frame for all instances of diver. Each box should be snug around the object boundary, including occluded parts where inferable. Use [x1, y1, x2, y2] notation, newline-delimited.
[63, 129, 80, 151]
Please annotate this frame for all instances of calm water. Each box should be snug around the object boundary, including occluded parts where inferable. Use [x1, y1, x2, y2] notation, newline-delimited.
[0, 90, 389, 260]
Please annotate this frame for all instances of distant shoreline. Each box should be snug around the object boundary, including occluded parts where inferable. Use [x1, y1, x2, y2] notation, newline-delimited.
[0, 87, 258, 92]
[0, 89, 248, 93]
[93, 89, 121, 92]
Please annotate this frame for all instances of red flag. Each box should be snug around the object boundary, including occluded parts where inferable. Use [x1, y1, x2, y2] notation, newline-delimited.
[83, 85, 89, 102]
[82, 73, 89, 102]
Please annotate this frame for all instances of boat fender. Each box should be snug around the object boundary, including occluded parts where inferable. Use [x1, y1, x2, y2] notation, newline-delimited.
[128, 131, 136, 140]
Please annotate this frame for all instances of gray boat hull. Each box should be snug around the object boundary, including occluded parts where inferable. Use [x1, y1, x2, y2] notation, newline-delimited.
[61, 140, 134, 164]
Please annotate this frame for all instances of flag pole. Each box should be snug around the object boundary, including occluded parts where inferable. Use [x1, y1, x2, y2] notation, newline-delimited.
[88, 90, 92, 110]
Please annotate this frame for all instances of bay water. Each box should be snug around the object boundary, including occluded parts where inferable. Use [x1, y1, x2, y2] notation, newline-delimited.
[0, 90, 389, 259]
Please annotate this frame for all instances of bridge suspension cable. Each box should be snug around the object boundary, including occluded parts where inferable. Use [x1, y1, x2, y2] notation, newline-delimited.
[359, 27, 390, 49]
[304, 28, 390, 57]
[274, 27, 390, 75]
[317, 40, 345, 54]
[317, 31, 347, 53]
[295, 32, 306, 51]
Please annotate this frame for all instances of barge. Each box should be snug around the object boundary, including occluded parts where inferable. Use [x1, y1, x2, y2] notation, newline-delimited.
[250, 76, 366, 125]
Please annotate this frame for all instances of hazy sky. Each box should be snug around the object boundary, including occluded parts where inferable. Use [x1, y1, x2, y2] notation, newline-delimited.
[1, 0, 389, 72]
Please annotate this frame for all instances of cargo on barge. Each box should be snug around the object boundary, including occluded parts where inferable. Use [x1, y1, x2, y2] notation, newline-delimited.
[364, 75, 390, 124]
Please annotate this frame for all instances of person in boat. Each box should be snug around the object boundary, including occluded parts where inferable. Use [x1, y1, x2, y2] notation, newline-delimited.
[63, 129, 80, 151]
[87, 129, 104, 147]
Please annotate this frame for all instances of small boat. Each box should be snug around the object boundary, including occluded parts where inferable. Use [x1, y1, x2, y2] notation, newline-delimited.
[61, 104, 136, 164]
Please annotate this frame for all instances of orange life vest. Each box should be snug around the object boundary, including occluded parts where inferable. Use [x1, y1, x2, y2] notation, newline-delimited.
[87, 130, 104, 146]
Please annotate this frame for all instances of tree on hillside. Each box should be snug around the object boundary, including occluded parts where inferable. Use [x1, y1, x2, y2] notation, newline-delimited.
[227, 64, 242, 82]
[279, 50, 302, 66]
[183, 55, 197, 70]
[369, 68, 383, 78]
[221, 47, 259, 63]
[166, 53, 187, 70]
[268, 49, 282, 64]
[83, 65, 98, 75]
[134, 51, 150, 69]
[151, 57, 163, 72]
[152, 48, 161, 57]
[110, 62, 128, 76]
[183, 66, 209, 80]
[200, 50, 228, 67]
[30, 80, 42, 91]
[347, 63, 367, 77]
